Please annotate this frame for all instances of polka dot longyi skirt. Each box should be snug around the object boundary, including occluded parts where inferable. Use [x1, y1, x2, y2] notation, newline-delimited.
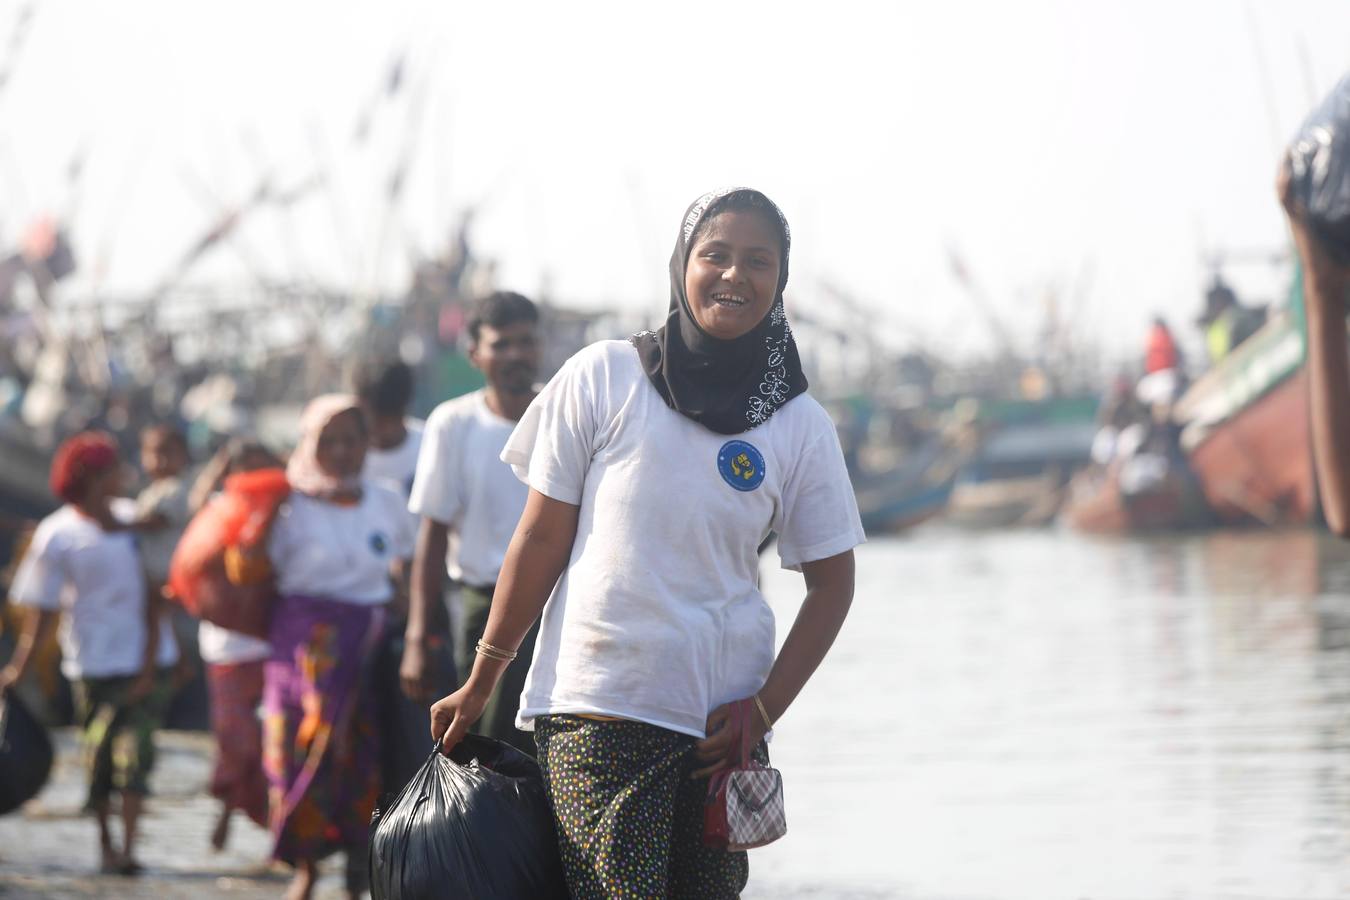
[533, 714, 769, 900]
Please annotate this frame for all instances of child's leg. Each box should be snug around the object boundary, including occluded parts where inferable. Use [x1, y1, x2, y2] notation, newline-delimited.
[285, 859, 318, 900]
[110, 672, 170, 868]
[93, 798, 118, 871]
[74, 677, 123, 871]
[118, 793, 144, 871]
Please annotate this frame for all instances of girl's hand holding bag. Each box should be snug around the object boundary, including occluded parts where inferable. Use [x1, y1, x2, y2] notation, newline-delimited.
[703, 698, 787, 851]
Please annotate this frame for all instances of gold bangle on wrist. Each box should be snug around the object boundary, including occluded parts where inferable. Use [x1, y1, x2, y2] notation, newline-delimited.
[475, 639, 518, 662]
[753, 693, 774, 731]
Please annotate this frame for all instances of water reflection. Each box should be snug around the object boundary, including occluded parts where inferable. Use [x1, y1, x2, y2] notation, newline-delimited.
[750, 528, 1350, 900]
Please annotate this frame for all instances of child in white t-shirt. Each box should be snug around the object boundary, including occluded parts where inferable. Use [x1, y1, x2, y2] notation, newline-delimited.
[2, 431, 178, 876]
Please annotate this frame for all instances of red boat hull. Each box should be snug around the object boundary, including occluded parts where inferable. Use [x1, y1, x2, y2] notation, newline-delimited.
[1186, 368, 1317, 525]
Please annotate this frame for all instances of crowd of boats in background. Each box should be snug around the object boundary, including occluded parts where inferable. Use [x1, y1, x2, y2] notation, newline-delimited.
[848, 260, 1317, 537]
[0, 220, 1320, 551]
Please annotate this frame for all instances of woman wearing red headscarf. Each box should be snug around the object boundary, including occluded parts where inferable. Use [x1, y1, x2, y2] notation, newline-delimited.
[1, 431, 179, 875]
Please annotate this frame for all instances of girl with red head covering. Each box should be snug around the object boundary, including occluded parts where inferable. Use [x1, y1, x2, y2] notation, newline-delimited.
[2, 431, 180, 876]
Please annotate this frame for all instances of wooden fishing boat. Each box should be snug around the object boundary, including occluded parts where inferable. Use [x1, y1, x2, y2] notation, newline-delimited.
[946, 406, 1098, 528]
[1174, 268, 1317, 526]
[852, 437, 957, 534]
[1062, 465, 1211, 533]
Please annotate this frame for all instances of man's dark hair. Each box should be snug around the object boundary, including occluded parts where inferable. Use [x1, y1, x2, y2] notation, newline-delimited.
[468, 291, 539, 344]
[350, 357, 414, 417]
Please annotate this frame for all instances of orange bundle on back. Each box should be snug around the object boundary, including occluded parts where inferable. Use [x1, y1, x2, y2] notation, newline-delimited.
[167, 468, 289, 638]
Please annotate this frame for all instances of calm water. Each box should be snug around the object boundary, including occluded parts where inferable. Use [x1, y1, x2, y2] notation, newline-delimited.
[4, 528, 1350, 899]
[748, 528, 1350, 900]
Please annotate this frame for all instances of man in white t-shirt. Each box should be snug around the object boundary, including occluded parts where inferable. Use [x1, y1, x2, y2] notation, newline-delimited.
[402, 291, 541, 754]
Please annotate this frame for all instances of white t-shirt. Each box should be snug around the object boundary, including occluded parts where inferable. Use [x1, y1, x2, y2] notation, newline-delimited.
[267, 482, 415, 605]
[409, 390, 529, 586]
[363, 419, 425, 498]
[198, 620, 271, 665]
[502, 340, 865, 738]
[11, 501, 181, 679]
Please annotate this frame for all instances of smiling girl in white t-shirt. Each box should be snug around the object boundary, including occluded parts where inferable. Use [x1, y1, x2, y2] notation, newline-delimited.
[429, 188, 865, 898]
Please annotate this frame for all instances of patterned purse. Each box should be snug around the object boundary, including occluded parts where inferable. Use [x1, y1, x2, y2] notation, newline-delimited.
[703, 699, 787, 851]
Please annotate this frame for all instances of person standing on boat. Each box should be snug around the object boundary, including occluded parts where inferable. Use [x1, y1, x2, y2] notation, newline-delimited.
[1, 431, 179, 876]
[428, 188, 864, 897]
[400, 291, 541, 756]
[1280, 160, 1350, 536]
[1143, 316, 1186, 383]
[226, 395, 414, 900]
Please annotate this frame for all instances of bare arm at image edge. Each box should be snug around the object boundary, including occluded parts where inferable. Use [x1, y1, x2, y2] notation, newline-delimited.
[430, 488, 579, 750]
[1281, 161, 1350, 535]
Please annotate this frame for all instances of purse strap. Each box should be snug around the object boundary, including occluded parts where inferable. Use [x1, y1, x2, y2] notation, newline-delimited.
[735, 698, 757, 768]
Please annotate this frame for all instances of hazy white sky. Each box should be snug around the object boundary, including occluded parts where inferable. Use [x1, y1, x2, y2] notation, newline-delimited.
[2, 0, 1348, 361]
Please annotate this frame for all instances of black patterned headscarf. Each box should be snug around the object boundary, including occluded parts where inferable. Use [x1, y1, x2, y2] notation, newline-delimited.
[630, 187, 808, 434]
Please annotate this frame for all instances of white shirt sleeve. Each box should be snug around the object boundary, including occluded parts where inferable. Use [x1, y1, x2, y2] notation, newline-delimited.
[10, 523, 67, 611]
[774, 426, 867, 570]
[409, 405, 463, 525]
[501, 351, 600, 506]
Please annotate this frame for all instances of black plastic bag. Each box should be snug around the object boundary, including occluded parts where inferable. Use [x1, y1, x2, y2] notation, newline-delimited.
[1288, 73, 1350, 264]
[0, 691, 54, 815]
[369, 734, 568, 900]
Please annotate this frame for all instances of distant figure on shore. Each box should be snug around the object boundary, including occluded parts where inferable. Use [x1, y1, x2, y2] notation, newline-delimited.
[1, 431, 179, 876]
[224, 396, 414, 900]
[1280, 159, 1350, 537]
[402, 291, 541, 756]
[428, 188, 864, 897]
[188, 438, 280, 851]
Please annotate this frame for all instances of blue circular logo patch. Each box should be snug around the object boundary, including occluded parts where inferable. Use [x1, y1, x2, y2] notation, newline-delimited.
[369, 532, 389, 556]
[717, 440, 766, 492]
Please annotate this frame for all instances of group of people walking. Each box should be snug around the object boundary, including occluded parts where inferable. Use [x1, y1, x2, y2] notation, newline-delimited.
[1, 188, 866, 899]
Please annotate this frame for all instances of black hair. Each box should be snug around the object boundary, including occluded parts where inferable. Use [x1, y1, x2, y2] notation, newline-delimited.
[350, 357, 414, 416]
[467, 291, 539, 344]
[140, 423, 188, 457]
